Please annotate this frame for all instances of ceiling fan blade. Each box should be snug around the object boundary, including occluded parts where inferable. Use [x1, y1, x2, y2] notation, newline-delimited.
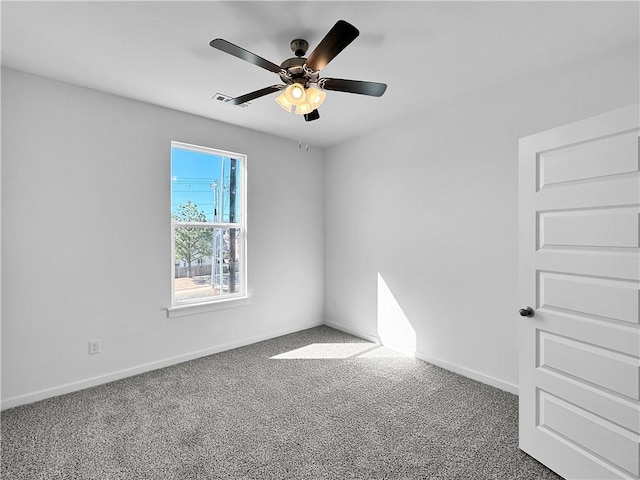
[320, 78, 387, 97]
[305, 20, 359, 72]
[210, 38, 283, 74]
[227, 85, 285, 106]
[304, 109, 320, 122]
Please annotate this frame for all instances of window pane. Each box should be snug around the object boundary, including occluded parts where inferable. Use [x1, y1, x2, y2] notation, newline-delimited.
[174, 227, 242, 303]
[211, 228, 242, 296]
[171, 147, 241, 224]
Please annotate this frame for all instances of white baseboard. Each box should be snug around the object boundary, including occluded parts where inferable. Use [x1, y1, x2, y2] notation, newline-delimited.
[324, 320, 519, 395]
[1, 320, 323, 410]
[413, 351, 519, 395]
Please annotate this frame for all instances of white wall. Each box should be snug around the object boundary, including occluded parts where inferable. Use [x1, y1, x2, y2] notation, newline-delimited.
[324, 45, 640, 393]
[1, 68, 325, 408]
[3, 40, 638, 408]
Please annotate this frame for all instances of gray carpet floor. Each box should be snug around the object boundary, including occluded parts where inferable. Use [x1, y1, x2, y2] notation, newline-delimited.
[1, 326, 562, 479]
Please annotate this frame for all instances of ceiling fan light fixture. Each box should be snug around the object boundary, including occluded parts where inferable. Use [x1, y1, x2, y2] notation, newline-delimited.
[284, 83, 307, 106]
[275, 91, 294, 112]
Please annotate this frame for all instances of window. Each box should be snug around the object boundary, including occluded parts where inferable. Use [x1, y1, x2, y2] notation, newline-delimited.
[171, 141, 246, 307]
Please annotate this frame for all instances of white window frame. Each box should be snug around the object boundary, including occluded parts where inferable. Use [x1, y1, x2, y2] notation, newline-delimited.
[167, 141, 248, 316]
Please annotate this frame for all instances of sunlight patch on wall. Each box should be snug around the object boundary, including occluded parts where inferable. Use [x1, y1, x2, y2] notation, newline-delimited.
[270, 343, 409, 359]
[377, 272, 417, 355]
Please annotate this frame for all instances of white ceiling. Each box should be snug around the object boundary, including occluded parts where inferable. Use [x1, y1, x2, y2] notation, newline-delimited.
[2, 1, 638, 148]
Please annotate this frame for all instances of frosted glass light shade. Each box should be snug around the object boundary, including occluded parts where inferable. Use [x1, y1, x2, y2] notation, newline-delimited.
[306, 86, 326, 109]
[295, 100, 314, 115]
[275, 92, 293, 112]
[284, 84, 307, 106]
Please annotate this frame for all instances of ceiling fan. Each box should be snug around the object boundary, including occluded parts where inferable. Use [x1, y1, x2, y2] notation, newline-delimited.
[210, 20, 387, 122]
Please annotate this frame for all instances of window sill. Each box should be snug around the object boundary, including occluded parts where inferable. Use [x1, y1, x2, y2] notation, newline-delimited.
[166, 296, 251, 318]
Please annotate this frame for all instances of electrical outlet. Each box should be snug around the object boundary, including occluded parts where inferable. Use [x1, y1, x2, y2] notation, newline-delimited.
[88, 340, 100, 355]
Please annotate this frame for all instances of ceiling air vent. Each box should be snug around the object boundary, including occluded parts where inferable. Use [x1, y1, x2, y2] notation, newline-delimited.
[212, 93, 249, 107]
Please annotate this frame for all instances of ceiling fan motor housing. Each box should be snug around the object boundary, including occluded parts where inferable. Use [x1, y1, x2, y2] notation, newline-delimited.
[279, 56, 319, 87]
[280, 57, 306, 72]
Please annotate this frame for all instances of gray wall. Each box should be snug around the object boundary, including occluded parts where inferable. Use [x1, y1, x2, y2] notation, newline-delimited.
[323, 45, 639, 392]
[1, 68, 325, 406]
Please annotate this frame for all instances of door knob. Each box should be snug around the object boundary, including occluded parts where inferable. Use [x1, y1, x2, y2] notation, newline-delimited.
[519, 306, 534, 317]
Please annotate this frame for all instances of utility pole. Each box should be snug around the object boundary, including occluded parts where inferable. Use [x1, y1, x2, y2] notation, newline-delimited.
[210, 180, 218, 288]
[219, 159, 225, 291]
[228, 159, 237, 293]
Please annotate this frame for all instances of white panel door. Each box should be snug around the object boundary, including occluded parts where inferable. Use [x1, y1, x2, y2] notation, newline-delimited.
[519, 104, 640, 480]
